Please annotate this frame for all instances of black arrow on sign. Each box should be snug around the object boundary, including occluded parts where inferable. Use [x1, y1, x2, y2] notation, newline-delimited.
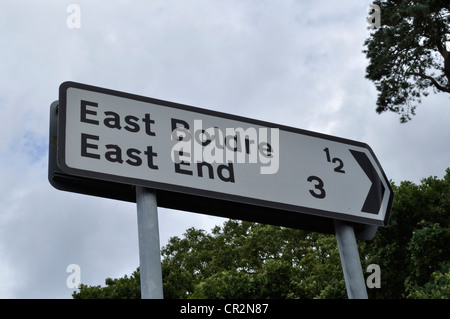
[350, 150, 385, 215]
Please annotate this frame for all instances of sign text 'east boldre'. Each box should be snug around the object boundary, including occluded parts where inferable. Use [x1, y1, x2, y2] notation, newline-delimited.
[76, 99, 279, 184]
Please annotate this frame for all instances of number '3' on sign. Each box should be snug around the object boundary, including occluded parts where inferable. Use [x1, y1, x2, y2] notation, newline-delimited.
[307, 148, 346, 199]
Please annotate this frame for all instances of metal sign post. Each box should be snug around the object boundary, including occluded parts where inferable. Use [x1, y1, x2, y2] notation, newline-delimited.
[136, 186, 163, 299]
[334, 220, 368, 299]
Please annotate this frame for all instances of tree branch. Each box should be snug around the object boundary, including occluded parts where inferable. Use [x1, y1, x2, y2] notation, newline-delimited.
[407, 71, 450, 93]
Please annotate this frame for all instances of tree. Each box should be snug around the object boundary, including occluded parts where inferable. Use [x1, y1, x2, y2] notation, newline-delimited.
[361, 169, 450, 298]
[73, 269, 141, 299]
[72, 169, 450, 299]
[73, 223, 346, 299]
[161, 222, 346, 299]
[406, 262, 450, 298]
[364, 0, 450, 122]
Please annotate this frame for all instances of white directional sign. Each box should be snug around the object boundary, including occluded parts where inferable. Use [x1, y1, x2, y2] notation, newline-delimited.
[56, 82, 392, 231]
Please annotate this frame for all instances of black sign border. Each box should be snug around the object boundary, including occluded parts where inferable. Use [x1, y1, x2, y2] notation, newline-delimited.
[54, 81, 393, 236]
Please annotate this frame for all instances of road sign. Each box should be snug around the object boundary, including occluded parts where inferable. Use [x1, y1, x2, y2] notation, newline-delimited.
[51, 81, 393, 239]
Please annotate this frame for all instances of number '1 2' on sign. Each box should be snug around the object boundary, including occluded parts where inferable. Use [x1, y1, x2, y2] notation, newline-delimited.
[324, 147, 345, 174]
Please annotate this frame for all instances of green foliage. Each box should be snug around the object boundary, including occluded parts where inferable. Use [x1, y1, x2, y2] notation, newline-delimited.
[364, 0, 450, 122]
[406, 262, 450, 298]
[73, 269, 141, 299]
[73, 169, 450, 299]
[361, 168, 450, 298]
[161, 222, 345, 299]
